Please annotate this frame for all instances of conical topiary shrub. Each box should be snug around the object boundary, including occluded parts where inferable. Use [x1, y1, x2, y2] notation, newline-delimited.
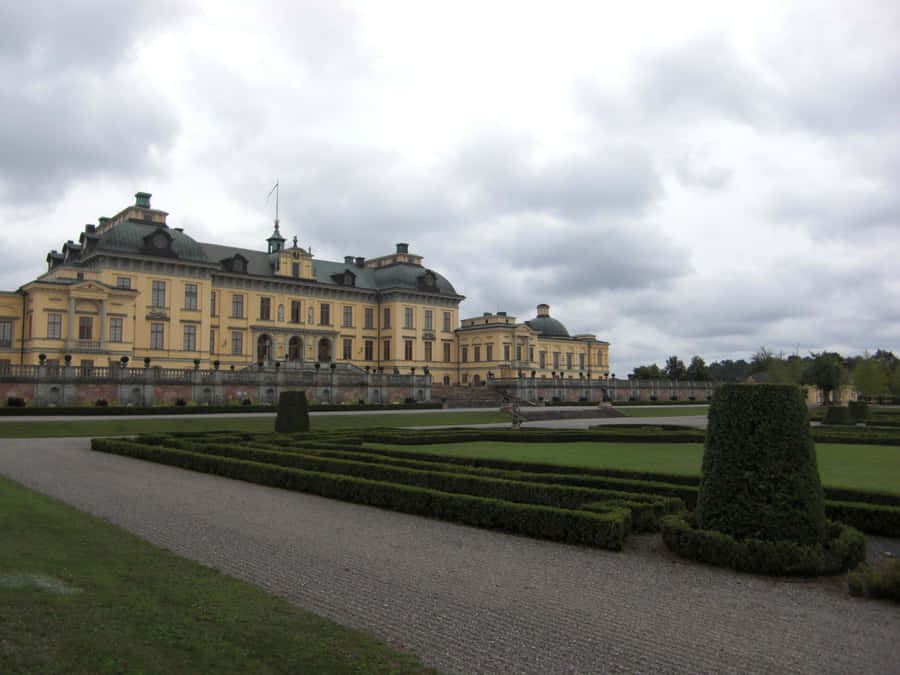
[696, 383, 826, 546]
[275, 390, 310, 433]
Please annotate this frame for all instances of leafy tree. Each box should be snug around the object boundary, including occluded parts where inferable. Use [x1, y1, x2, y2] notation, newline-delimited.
[685, 355, 710, 381]
[631, 364, 662, 379]
[804, 352, 845, 404]
[854, 358, 887, 400]
[767, 354, 804, 385]
[750, 347, 776, 374]
[663, 355, 687, 380]
[708, 359, 752, 382]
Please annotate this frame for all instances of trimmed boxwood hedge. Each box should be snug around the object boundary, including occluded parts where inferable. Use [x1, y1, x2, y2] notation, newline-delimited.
[848, 560, 900, 602]
[275, 391, 310, 433]
[697, 384, 826, 546]
[91, 438, 627, 549]
[661, 512, 865, 576]
[127, 437, 678, 532]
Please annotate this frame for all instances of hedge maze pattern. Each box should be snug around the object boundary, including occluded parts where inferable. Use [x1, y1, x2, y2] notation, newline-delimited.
[91, 428, 900, 558]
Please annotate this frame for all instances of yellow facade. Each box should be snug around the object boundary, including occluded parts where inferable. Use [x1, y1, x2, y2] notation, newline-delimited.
[0, 194, 608, 384]
[454, 306, 609, 386]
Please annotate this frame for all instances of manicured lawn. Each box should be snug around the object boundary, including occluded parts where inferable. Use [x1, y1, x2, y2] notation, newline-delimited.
[617, 406, 708, 417]
[0, 411, 509, 438]
[0, 475, 436, 674]
[386, 441, 900, 494]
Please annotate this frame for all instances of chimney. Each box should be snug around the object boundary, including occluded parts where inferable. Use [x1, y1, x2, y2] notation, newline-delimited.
[135, 192, 152, 208]
[344, 256, 354, 264]
[537, 304, 550, 317]
[396, 242, 409, 254]
[85, 224, 96, 234]
[355, 256, 365, 267]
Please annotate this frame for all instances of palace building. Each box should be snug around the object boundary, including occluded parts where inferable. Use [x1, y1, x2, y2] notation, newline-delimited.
[0, 193, 609, 387]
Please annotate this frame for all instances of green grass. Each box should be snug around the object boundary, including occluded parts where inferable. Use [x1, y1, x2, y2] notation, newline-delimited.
[617, 406, 709, 417]
[0, 411, 509, 438]
[382, 441, 900, 494]
[0, 475, 436, 674]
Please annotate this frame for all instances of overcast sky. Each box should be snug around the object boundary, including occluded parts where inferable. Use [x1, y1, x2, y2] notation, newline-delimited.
[2, 0, 898, 376]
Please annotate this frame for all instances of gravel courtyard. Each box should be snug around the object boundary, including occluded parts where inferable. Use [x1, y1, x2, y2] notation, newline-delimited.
[1, 437, 897, 674]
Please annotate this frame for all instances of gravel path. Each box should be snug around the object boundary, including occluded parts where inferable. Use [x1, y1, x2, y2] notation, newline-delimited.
[1, 438, 897, 674]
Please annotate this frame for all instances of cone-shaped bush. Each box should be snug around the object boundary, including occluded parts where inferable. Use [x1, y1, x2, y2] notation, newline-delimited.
[696, 384, 825, 546]
[275, 390, 310, 433]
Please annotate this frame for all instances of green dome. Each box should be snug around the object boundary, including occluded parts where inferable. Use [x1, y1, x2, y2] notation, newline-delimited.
[525, 305, 569, 337]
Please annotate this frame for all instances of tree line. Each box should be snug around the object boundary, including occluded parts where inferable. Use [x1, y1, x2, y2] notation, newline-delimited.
[629, 349, 900, 402]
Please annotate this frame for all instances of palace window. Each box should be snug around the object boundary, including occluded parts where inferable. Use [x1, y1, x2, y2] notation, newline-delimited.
[78, 316, 92, 340]
[424, 341, 432, 362]
[553, 352, 560, 370]
[292, 262, 300, 277]
[231, 331, 243, 355]
[47, 313, 62, 339]
[343, 338, 352, 360]
[364, 307, 374, 329]
[0, 319, 12, 347]
[109, 317, 123, 343]
[486, 344, 493, 361]
[116, 277, 131, 289]
[383, 308, 391, 329]
[184, 283, 198, 310]
[516, 345, 522, 361]
[540, 351, 546, 368]
[343, 305, 353, 327]
[183, 325, 197, 351]
[260, 297, 271, 320]
[209, 329, 215, 354]
[232, 294, 244, 318]
[529, 346, 535, 362]
[405, 339, 414, 360]
[443, 342, 451, 362]
[424, 310, 433, 330]
[383, 339, 390, 361]
[150, 323, 164, 349]
[579, 354, 585, 370]
[210, 291, 217, 316]
[290, 300, 301, 323]
[473, 346, 480, 362]
[566, 353, 573, 369]
[404, 307, 414, 329]
[443, 311, 451, 331]
[151, 280, 166, 308]
[461, 347, 468, 363]
[364, 340, 374, 361]
[504, 344, 510, 361]
[320, 303, 330, 325]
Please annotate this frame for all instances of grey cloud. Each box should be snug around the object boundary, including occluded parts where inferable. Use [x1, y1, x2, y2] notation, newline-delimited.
[0, 80, 177, 203]
[448, 133, 663, 219]
[633, 33, 768, 125]
[0, 1, 184, 204]
[0, 2, 184, 73]
[769, 184, 900, 235]
[761, 1, 900, 136]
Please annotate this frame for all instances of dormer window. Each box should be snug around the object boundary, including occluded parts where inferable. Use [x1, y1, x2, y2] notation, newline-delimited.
[332, 269, 356, 286]
[141, 228, 176, 257]
[221, 254, 248, 274]
[417, 270, 437, 290]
